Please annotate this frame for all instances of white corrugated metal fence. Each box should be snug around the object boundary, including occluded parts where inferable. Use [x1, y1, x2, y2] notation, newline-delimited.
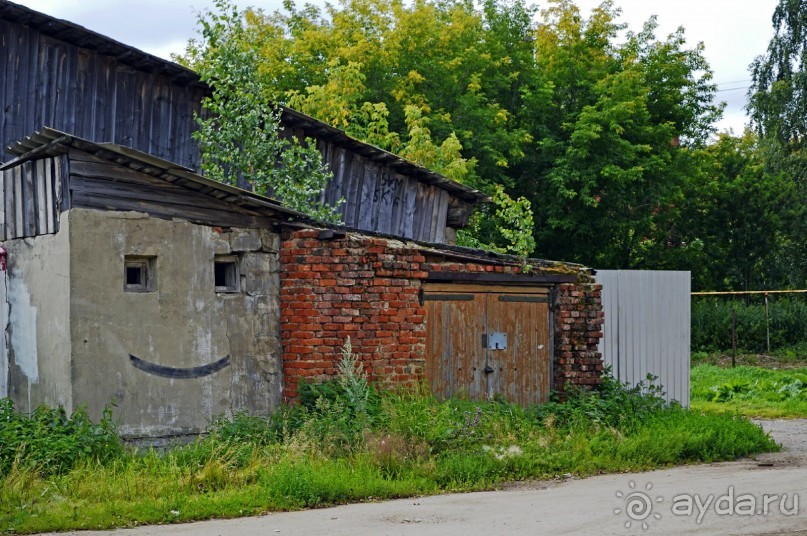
[596, 270, 690, 406]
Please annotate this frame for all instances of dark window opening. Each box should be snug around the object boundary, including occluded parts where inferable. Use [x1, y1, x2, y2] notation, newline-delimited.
[215, 256, 239, 293]
[124, 256, 156, 292]
[126, 265, 144, 286]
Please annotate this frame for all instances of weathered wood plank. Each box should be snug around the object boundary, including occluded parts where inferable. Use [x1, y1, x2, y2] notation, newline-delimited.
[74, 48, 95, 140]
[413, 184, 431, 241]
[57, 42, 77, 136]
[33, 39, 51, 132]
[69, 159, 188, 192]
[21, 160, 36, 237]
[433, 189, 449, 243]
[5, 167, 16, 239]
[94, 55, 116, 141]
[320, 141, 339, 207]
[424, 283, 549, 295]
[54, 153, 70, 214]
[389, 172, 404, 235]
[35, 158, 48, 235]
[2, 22, 19, 145]
[133, 70, 152, 150]
[115, 66, 137, 148]
[44, 157, 55, 233]
[411, 184, 422, 240]
[20, 24, 37, 150]
[357, 160, 378, 230]
[400, 177, 418, 239]
[0, 168, 6, 240]
[150, 77, 171, 157]
[0, 21, 9, 143]
[344, 151, 363, 226]
[71, 175, 263, 216]
[71, 191, 275, 229]
[375, 169, 396, 235]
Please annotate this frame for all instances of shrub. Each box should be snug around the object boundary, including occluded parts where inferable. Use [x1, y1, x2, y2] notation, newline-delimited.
[536, 370, 667, 431]
[692, 296, 807, 353]
[0, 399, 122, 477]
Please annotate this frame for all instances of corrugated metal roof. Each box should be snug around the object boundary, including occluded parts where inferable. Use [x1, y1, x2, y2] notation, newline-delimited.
[2, 127, 311, 222]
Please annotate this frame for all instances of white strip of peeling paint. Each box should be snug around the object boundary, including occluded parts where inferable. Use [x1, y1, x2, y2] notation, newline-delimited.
[8, 277, 38, 384]
[0, 271, 8, 397]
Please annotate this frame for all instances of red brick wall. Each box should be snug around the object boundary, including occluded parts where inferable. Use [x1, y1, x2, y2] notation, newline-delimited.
[280, 229, 604, 401]
[279, 230, 428, 400]
[554, 280, 605, 393]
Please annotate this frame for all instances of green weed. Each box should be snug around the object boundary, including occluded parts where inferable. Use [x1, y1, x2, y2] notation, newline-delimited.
[0, 399, 122, 477]
[691, 364, 807, 417]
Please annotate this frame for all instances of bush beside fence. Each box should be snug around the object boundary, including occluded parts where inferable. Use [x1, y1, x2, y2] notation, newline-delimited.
[692, 296, 807, 353]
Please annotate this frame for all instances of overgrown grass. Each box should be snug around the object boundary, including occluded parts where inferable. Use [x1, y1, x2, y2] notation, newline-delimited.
[1, 351, 779, 534]
[692, 364, 807, 418]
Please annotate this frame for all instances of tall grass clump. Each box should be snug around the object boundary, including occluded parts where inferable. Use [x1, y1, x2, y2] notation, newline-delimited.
[0, 398, 121, 477]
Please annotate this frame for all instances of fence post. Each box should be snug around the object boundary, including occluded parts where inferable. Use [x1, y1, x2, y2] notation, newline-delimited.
[764, 292, 770, 354]
[731, 308, 736, 368]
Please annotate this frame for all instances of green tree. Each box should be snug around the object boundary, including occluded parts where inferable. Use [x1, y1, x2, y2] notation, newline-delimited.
[516, 2, 721, 267]
[182, 0, 726, 263]
[188, 0, 341, 222]
[747, 0, 807, 287]
[680, 132, 799, 290]
[749, 0, 807, 154]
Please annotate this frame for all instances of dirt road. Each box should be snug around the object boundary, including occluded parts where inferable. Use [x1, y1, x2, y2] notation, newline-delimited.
[47, 420, 807, 536]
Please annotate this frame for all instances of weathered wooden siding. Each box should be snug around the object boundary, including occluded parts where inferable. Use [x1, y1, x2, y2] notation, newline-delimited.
[317, 141, 451, 242]
[0, 155, 64, 240]
[1, 4, 482, 243]
[66, 150, 277, 229]
[597, 270, 691, 406]
[0, 18, 205, 170]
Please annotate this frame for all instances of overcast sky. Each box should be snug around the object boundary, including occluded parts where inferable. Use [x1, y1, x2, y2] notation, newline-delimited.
[16, 0, 779, 134]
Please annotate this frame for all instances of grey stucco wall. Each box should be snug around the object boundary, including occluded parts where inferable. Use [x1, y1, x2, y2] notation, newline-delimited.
[67, 209, 282, 438]
[3, 219, 73, 413]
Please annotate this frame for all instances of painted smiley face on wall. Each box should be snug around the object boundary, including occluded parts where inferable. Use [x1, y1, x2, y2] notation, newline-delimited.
[129, 354, 231, 379]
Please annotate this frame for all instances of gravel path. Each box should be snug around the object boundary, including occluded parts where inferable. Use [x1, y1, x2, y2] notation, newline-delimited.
[755, 419, 807, 469]
[757, 419, 807, 453]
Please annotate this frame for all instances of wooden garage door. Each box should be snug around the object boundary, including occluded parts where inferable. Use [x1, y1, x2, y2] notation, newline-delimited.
[423, 284, 551, 405]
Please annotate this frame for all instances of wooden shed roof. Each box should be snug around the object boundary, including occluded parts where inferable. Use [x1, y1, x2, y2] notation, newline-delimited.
[0, 0, 488, 205]
[2, 127, 311, 222]
[0, 0, 203, 86]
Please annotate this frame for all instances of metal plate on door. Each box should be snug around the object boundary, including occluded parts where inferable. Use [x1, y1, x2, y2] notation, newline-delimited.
[487, 332, 507, 350]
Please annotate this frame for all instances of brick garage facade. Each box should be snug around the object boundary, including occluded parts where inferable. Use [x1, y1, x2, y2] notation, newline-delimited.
[554, 283, 605, 392]
[280, 229, 604, 402]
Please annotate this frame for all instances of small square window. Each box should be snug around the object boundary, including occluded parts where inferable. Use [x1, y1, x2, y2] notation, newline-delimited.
[215, 256, 239, 293]
[124, 256, 156, 292]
